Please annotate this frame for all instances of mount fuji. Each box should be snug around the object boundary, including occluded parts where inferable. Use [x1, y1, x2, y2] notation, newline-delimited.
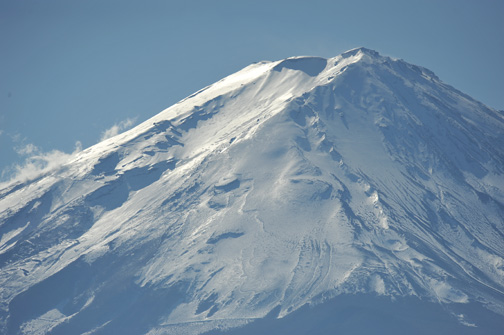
[1, 48, 503, 334]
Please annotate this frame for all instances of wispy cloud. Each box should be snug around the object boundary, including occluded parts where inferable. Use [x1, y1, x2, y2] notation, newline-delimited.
[1, 141, 82, 186]
[100, 118, 136, 141]
[1, 116, 137, 187]
[14, 143, 38, 156]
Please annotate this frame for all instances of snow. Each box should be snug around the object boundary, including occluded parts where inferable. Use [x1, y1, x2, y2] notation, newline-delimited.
[0, 47, 503, 334]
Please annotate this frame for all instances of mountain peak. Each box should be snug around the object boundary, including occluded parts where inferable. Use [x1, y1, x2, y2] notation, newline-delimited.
[1, 48, 503, 334]
[340, 46, 381, 58]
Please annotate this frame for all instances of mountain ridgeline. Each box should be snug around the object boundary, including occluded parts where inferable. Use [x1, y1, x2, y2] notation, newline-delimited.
[1, 48, 503, 334]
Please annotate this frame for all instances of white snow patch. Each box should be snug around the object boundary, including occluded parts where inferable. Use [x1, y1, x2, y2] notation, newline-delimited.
[0, 222, 29, 254]
[20, 309, 66, 335]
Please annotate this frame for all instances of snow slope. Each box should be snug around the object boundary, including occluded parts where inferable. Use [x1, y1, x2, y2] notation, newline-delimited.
[1, 48, 503, 334]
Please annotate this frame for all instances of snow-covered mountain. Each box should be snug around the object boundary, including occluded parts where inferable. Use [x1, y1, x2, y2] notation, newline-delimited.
[1, 47, 503, 334]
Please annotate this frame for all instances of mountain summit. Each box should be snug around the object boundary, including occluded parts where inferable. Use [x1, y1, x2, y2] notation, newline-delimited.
[1, 48, 503, 334]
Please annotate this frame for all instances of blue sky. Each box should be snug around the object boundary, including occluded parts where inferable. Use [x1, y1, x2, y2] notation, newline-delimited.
[1, 0, 503, 181]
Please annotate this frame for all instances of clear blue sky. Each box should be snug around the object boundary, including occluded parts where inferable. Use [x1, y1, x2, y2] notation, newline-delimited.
[1, 0, 503, 181]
